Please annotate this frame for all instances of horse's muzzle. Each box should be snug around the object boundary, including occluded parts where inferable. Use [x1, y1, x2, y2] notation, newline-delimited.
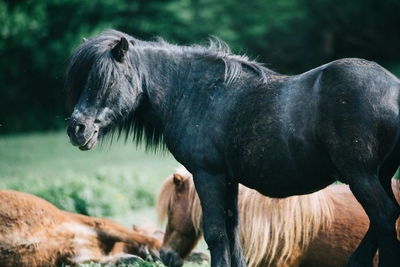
[67, 118, 99, 150]
[160, 248, 184, 267]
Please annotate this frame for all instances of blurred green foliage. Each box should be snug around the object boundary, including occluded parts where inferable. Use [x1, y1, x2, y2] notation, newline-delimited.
[1, 0, 400, 133]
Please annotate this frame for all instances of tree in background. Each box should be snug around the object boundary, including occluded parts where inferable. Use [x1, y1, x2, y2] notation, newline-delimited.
[1, 0, 400, 134]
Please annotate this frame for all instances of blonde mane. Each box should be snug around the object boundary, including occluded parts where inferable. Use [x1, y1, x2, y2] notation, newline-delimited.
[157, 166, 335, 267]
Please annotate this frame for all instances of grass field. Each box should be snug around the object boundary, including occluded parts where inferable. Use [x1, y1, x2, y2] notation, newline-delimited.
[0, 131, 208, 266]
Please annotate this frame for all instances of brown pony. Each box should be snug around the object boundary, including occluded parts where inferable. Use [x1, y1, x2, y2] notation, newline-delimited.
[0, 189, 162, 267]
[157, 166, 400, 267]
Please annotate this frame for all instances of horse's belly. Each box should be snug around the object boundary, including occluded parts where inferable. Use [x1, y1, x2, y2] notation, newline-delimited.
[233, 148, 337, 198]
[242, 175, 335, 198]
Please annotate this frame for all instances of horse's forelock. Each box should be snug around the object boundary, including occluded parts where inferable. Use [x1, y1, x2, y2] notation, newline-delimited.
[65, 30, 134, 112]
[65, 42, 95, 112]
[156, 166, 201, 231]
[156, 174, 177, 225]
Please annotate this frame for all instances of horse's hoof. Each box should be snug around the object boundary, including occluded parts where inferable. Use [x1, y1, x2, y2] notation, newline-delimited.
[186, 251, 210, 264]
[117, 254, 145, 265]
[160, 248, 184, 267]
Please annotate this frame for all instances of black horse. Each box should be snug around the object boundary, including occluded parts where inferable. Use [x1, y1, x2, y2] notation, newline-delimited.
[66, 30, 400, 267]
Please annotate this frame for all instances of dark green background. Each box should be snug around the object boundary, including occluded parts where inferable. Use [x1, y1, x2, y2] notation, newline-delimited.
[1, 0, 400, 134]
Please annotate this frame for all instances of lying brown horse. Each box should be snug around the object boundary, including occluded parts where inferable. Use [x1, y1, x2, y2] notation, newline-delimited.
[0, 189, 161, 267]
[157, 166, 400, 267]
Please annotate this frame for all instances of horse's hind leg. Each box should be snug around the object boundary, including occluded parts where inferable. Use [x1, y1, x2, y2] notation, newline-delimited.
[225, 182, 246, 267]
[350, 153, 400, 266]
[378, 144, 400, 210]
[348, 173, 400, 267]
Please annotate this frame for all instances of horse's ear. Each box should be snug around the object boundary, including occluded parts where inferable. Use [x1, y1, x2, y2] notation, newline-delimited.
[111, 37, 129, 62]
[173, 173, 185, 190]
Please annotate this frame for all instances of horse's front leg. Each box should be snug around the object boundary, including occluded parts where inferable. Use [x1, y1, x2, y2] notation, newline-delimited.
[225, 182, 246, 267]
[193, 170, 231, 267]
[348, 226, 377, 267]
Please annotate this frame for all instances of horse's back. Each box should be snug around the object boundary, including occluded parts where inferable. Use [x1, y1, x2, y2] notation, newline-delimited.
[0, 190, 125, 266]
[0, 190, 79, 267]
[0, 190, 69, 229]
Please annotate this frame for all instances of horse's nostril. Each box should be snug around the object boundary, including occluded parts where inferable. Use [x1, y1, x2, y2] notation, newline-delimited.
[75, 123, 86, 136]
[160, 249, 184, 267]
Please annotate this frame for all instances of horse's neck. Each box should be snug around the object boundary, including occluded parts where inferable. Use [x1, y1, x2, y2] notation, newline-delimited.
[137, 49, 205, 117]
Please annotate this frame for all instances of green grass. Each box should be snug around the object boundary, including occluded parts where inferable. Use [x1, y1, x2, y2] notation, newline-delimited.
[0, 131, 179, 220]
[71, 260, 209, 267]
[0, 131, 209, 266]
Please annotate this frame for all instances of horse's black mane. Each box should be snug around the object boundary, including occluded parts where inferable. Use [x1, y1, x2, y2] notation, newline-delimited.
[65, 30, 273, 150]
[140, 34, 270, 85]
